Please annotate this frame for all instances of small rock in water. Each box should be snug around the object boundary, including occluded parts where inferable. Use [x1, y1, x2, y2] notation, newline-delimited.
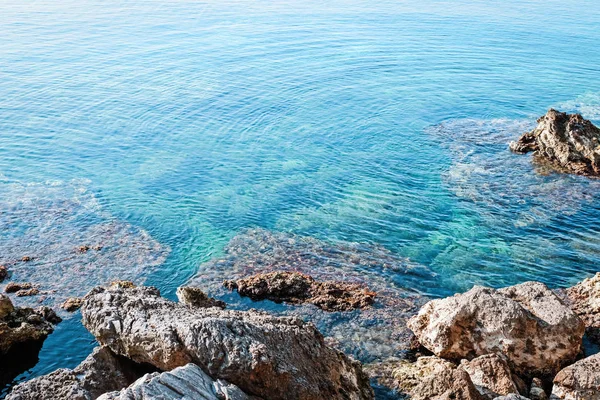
[62, 297, 84, 312]
[16, 287, 40, 297]
[77, 245, 90, 253]
[5, 282, 34, 293]
[0, 265, 8, 282]
[510, 109, 600, 176]
[21, 256, 32, 262]
[176, 286, 226, 309]
[224, 271, 376, 312]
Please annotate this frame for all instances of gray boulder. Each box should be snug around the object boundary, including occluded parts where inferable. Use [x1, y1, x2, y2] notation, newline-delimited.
[81, 285, 373, 400]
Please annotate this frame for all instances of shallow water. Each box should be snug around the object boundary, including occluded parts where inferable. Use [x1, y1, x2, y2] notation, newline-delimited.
[1, 0, 600, 395]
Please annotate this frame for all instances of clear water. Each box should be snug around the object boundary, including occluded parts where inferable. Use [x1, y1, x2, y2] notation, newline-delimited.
[1, 0, 600, 395]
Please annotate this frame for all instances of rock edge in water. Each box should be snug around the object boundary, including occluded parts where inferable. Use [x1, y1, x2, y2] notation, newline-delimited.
[510, 109, 600, 176]
[224, 270, 377, 312]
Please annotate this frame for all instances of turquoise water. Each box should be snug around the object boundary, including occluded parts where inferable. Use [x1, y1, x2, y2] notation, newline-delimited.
[2, 0, 600, 395]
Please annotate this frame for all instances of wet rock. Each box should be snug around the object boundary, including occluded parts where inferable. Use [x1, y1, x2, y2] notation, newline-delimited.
[0, 298, 61, 354]
[529, 378, 548, 400]
[62, 297, 84, 312]
[6, 346, 156, 400]
[392, 356, 484, 400]
[461, 354, 521, 399]
[224, 271, 376, 312]
[15, 288, 40, 297]
[510, 109, 600, 176]
[97, 363, 250, 400]
[176, 286, 226, 309]
[5, 282, 34, 293]
[0, 265, 8, 282]
[550, 353, 600, 400]
[77, 245, 90, 253]
[188, 228, 431, 362]
[0, 180, 169, 311]
[563, 273, 600, 345]
[81, 285, 374, 400]
[407, 282, 585, 377]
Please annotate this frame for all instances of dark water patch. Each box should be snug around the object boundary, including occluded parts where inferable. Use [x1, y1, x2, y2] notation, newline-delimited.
[187, 228, 435, 363]
[0, 179, 170, 310]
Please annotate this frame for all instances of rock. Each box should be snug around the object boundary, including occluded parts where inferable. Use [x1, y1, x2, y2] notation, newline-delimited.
[0, 294, 15, 319]
[493, 395, 530, 400]
[15, 288, 40, 297]
[407, 282, 585, 377]
[81, 285, 374, 400]
[21, 256, 32, 262]
[97, 363, 250, 400]
[5, 282, 34, 293]
[530, 378, 548, 400]
[110, 280, 136, 289]
[460, 354, 520, 399]
[564, 273, 600, 344]
[62, 297, 84, 312]
[224, 271, 376, 312]
[77, 245, 90, 253]
[510, 109, 600, 176]
[6, 346, 156, 400]
[0, 301, 61, 354]
[392, 356, 484, 400]
[0, 265, 8, 282]
[550, 353, 600, 400]
[176, 286, 225, 309]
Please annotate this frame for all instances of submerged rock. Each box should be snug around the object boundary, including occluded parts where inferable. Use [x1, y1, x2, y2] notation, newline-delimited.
[188, 228, 431, 362]
[407, 282, 585, 377]
[550, 353, 600, 400]
[6, 346, 156, 400]
[510, 109, 600, 176]
[176, 286, 225, 309]
[224, 271, 376, 312]
[81, 284, 374, 400]
[97, 363, 250, 400]
[563, 273, 600, 344]
[0, 295, 61, 355]
[0, 180, 169, 310]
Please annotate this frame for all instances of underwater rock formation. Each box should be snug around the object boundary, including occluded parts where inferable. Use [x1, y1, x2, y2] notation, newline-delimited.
[224, 271, 376, 312]
[97, 364, 250, 400]
[407, 282, 585, 377]
[81, 284, 374, 400]
[187, 228, 432, 362]
[0, 180, 169, 309]
[510, 109, 600, 176]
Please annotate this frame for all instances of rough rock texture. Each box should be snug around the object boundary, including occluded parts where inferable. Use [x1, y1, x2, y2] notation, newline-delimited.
[6, 346, 156, 400]
[493, 395, 530, 400]
[510, 109, 600, 176]
[62, 297, 84, 312]
[392, 356, 484, 400]
[407, 282, 585, 377]
[460, 354, 520, 399]
[530, 378, 548, 400]
[550, 353, 600, 400]
[0, 265, 8, 282]
[564, 273, 600, 344]
[224, 271, 376, 312]
[5, 282, 34, 293]
[98, 363, 250, 400]
[0, 296, 61, 354]
[81, 285, 374, 400]
[176, 286, 225, 309]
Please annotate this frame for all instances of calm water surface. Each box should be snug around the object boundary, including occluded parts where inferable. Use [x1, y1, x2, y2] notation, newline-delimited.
[1, 0, 600, 395]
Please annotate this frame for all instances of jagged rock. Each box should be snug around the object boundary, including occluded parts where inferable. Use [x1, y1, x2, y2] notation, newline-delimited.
[392, 356, 484, 400]
[6, 346, 156, 400]
[407, 282, 585, 377]
[98, 363, 250, 400]
[493, 395, 530, 400]
[564, 273, 600, 344]
[81, 285, 374, 400]
[176, 286, 225, 309]
[0, 298, 61, 354]
[510, 109, 600, 176]
[62, 297, 84, 312]
[224, 271, 376, 312]
[460, 354, 520, 399]
[550, 353, 600, 400]
[530, 378, 548, 400]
